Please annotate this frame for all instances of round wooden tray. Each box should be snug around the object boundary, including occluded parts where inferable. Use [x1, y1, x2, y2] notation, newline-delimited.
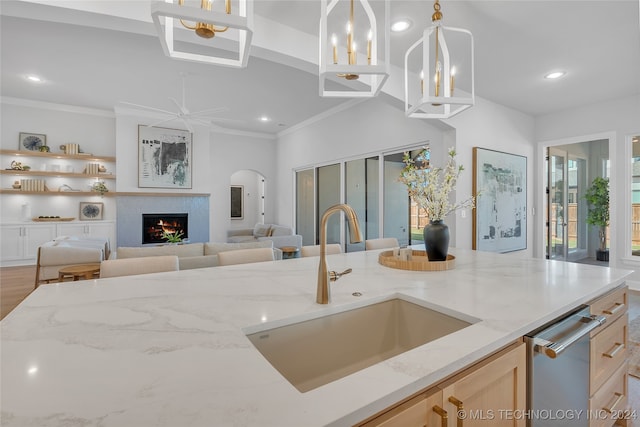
[378, 250, 455, 271]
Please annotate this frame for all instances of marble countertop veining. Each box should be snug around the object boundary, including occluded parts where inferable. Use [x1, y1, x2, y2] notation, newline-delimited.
[0, 248, 633, 426]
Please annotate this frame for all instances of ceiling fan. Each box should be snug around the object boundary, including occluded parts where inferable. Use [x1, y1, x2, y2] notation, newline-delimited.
[120, 73, 237, 133]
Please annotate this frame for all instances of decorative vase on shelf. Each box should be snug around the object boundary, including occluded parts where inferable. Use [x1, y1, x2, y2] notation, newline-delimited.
[423, 220, 450, 261]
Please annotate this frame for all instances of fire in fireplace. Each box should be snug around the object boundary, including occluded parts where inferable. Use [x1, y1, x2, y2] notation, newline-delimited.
[142, 213, 188, 244]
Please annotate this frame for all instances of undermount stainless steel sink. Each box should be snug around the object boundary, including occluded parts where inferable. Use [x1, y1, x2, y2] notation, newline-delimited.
[245, 297, 476, 392]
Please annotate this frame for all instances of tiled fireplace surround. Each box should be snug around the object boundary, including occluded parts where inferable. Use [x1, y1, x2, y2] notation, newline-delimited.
[116, 196, 210, 247]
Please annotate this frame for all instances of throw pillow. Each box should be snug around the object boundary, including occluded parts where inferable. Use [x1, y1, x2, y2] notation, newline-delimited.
[254, 225, 271, 238]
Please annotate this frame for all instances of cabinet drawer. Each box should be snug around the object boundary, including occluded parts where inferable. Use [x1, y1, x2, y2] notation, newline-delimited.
[590, 314, 628, 395]
[590, 286, 628, 335]
[589, 362, 628, 427]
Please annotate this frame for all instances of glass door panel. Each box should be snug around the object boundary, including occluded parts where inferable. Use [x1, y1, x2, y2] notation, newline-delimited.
[345, 157, 379, 252]
[633, 136, 640, 256]
[317, 163, 341, 246]
[548, 148, 567, 260]
[383, 153, 410, 247]
[296, 169, 315, 246]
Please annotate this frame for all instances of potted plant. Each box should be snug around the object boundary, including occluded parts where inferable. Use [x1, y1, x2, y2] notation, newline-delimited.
[398, 147, 475, 261]
[584, 176, 609, 261]
[162, 230, 184, 244]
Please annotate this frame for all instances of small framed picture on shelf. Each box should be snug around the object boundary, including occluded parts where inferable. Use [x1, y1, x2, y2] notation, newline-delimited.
[19, 132, 47, 151]
[79, 202, 104, 221]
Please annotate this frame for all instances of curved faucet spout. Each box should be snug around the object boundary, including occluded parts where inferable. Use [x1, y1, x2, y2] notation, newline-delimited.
[317, 204, 362, 304]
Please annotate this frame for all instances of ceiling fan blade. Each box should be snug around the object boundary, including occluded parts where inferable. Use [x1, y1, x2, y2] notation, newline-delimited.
[145, 116, 181, 128]
[187, 106, 230, 117]
[169, 97, 189, 115]
[119, 101, 176, 116]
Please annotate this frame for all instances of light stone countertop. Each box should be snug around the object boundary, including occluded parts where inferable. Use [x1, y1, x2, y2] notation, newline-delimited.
[0, 248, 633, 427]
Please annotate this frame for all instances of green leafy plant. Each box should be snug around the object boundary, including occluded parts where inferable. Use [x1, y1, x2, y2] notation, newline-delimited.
[398, 147, 475, 221]
[91, 181, 109, 196]
[584, 176, 609, 252]
[162, 230, 184, 243]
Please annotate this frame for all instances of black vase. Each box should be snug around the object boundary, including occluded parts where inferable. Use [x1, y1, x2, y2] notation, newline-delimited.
[423, 220, 450, 261]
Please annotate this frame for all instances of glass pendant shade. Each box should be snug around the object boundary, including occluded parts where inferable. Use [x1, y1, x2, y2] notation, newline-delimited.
[151, 0, 253, 68]
[319, 0, 390, 97]
[404, 20, 474, 118]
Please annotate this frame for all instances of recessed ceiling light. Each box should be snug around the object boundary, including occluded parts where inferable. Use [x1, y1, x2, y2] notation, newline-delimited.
[259, 116, 270, 122]
[391, 20, 411, 32]
[544, 71, 566, 80]
[25, 75, 42, 82]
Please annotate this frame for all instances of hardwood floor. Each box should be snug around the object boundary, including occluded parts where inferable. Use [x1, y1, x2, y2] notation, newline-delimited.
[1, 265, 36, 320]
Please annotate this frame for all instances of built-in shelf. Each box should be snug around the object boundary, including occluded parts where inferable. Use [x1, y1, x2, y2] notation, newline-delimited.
[0, 190, 209, 197]
[0, 190, 113, 196]
[116, 192, 210, 197]
[1, 170, 116, 179]
[0, 149, 115, 162]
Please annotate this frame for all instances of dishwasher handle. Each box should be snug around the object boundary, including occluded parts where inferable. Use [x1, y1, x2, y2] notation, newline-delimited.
[535, 314, 606, 359]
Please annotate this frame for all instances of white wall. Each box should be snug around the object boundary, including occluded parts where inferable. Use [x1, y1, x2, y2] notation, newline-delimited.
[230, 169, 263, 229]
[209, 132, 277, 242]
[275, 97, 447, 232]
[275, 96, 536, 253]
[535, 94, 640, 287]
[443, 97, 536, 255]
[1, 100, 116, 222]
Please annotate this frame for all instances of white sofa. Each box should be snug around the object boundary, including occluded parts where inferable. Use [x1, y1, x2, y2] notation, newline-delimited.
[113, 240, 282, 270]
[227, 223, 302, 249]
[35, 236, 110, 286]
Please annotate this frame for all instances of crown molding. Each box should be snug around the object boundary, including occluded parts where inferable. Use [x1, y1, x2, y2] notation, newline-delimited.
[277, 99, 367, 138]
[1, 97, 115, 118]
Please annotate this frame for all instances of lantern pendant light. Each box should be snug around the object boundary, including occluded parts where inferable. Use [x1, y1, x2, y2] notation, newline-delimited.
[319, 0, 390, 97]
[404, 0, 474, 118]
[151, 0, 253, 68]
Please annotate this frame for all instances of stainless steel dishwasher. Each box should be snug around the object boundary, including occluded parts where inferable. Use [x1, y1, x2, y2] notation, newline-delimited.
[525, 305, 606, 427]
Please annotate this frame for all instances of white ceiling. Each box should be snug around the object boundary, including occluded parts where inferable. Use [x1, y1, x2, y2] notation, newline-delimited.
[1, 0, 639, 136]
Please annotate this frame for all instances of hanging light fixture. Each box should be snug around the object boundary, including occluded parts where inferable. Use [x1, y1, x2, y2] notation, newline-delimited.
[404, 0, 474, 118]
[151, 0, 253, 68]
[319, 0, 390, 97]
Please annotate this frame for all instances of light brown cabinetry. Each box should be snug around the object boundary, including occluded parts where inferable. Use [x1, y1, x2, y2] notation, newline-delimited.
[358, 341, 526, 427]
[588, 285, 630, 427]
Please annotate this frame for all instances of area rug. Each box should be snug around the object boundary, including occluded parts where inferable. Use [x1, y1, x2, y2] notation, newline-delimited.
[629, 314, 640, 379]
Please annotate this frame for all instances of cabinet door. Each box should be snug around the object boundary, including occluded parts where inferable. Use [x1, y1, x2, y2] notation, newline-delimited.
[360, 389, 444, 427]
[441, 342, 526, 427]
[86, 222, 115, 245]
[24, 224, 56, 259]
[0, 225, 25, 261]
[57, 223, 88, 237]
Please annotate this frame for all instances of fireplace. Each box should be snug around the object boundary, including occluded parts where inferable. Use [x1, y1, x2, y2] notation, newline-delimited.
[142, 213, 188, 244]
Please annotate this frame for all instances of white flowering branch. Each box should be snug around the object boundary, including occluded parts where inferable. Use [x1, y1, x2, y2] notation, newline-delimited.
[399, 147, 475, 221]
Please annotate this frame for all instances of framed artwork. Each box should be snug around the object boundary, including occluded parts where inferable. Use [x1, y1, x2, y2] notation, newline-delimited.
[19, 132, 47, 151]
[138, 125, 192, 189]
[230, 185, 243, 219]
[472, 147, 527, 253]
[79, 202, 104, 221]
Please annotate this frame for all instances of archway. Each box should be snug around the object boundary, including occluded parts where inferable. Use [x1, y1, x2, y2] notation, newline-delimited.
[229, 169, 266, 229]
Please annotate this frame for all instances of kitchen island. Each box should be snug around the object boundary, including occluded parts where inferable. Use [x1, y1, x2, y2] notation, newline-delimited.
[0, 248, 633, 426]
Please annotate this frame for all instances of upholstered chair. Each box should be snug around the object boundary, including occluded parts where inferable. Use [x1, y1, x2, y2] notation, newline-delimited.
[300, 244, 342, 257]
[217, 248, 276, 266]
[365, 237, 400, 250]
[100, 255, 179, 278]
